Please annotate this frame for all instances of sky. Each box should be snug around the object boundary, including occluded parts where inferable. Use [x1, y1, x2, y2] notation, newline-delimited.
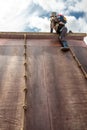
[0, 0, 87, 43]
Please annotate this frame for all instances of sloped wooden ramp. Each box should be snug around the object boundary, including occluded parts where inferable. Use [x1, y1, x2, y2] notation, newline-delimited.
[0, 33, 87, 130]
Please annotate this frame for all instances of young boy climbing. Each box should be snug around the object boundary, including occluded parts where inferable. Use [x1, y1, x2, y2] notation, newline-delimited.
[50, 13, 69, 51]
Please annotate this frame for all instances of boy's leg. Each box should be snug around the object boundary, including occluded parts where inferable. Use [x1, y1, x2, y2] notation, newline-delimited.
[60, 27, 69, 48]
[50, 21, 53, 33]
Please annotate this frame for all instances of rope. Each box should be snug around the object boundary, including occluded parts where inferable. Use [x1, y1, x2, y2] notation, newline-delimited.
[69, 47, 87, 79]
[21, 34, 28, 130]
[20, 35, 87, 130]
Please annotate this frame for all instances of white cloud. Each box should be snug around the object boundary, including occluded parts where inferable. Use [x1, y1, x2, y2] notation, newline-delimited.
[74, 0, 87, 12]
[84, 36, 87, 45]
[64, 0, 87, 13]
[66, 16, 87, 33]
[27, 16, 50, 32]
[33, 0, 65, 12]
[0, 0, 87, 34]
[0, 0, 32, 31]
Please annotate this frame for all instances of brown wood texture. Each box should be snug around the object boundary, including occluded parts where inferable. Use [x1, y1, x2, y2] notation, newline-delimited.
[67, 39, 87, 72]
[71, 46, 87, 73]
[0, 35, 87, 130]
[25, 39, 87, 130]
[0, 32, 86, 40]
[0, 39, 24, 130]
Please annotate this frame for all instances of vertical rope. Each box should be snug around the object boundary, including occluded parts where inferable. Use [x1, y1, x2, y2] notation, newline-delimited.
[21, 34, 27, 130]
[69, 47, 87, 79]
[23, 33, 27, 110]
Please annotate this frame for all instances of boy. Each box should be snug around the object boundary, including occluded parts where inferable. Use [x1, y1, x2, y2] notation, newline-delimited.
[50, 13, 69, 50]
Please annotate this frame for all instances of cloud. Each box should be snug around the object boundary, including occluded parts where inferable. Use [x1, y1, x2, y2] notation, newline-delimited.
[66, 15, 87, 33]
[74, 0, 87, 12]
[84, 36, 87, 45]
[33, 0, 65, 12]
[64, 0, 87, 13]
[0, 0, 87, 36]
[0, 0, 32, 31]
[27, 16, 50, 32]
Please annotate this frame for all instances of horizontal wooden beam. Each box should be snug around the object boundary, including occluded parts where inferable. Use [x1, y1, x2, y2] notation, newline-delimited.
[0, 32, 86, 40]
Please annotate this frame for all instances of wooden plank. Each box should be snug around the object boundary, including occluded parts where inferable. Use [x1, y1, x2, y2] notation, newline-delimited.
[0, 39, 24, 130]
[71, 46, 87, 73]
[0, 32, 86, 40]
[0, 37, 87, 130]
[25, 46, 51, 130]
[42, 47, 87, 130]
[27, 39, 61, 47]
[26, 43, 87, 130]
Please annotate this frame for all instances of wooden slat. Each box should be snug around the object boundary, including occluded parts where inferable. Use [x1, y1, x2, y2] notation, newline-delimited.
[71, 46, 87, 73]
[0, 32, 86, 40]
[25, 39, 87, 130]
[0, 36, 87, 130]
[25, 46, 51, 130]
[0, 39, 24, 130]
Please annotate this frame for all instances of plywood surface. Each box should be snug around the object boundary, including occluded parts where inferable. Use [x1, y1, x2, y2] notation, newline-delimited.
[25, 39, 87, 130]
[0, 37, 87, 130]
[0, 39, 24, 130]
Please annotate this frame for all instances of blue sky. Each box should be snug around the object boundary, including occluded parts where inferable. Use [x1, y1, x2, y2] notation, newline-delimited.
[0, 0, 87, 33]
[0, 0, 87, 43]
